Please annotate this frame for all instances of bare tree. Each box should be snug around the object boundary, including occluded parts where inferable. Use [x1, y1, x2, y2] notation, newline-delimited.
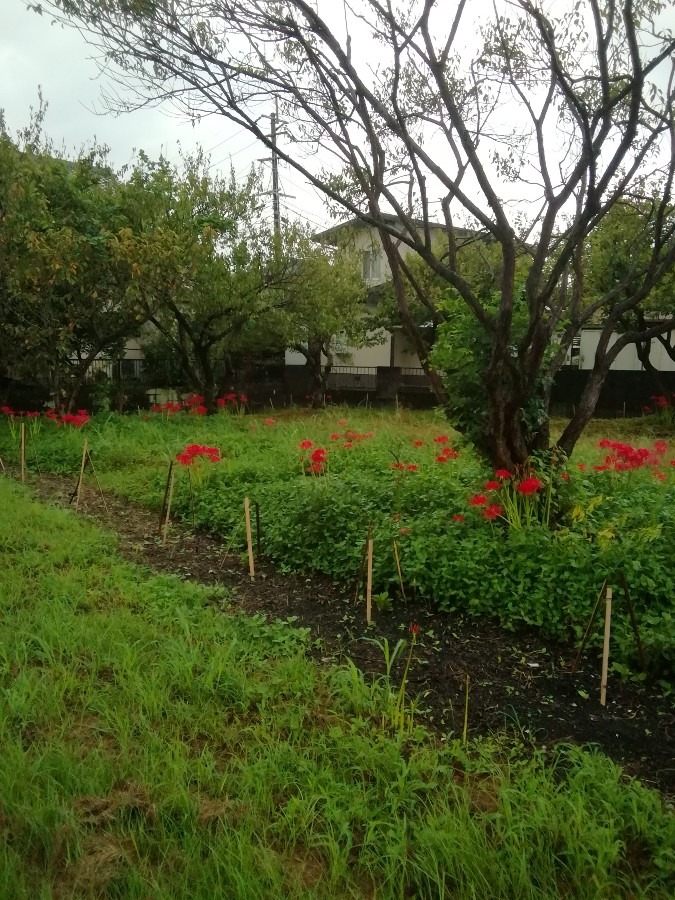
[35, 0, 675, 466]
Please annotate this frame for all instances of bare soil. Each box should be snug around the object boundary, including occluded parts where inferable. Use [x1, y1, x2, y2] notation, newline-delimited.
[18, 472, 675, 795]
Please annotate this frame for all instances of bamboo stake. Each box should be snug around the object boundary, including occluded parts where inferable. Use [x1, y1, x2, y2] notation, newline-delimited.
[353, 525, 371, 603]
[600, 586, 612, 706]
[161, 465, 175, 546]
[571, 579, 607, 673]
[20, 422, 26, 483]
[244, 497, 255, 577]
[462, 674, 470, 744]
[366, 536, 373, 624]
[158, 460, 174, 535]
[86, 450, 108, 514]
[392, 539, 406, 600]
[0, 456, 5, 473]
[75, 439, 88, 512]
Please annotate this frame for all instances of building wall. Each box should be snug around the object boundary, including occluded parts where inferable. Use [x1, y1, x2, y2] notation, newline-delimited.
[578, 330, 675, 372]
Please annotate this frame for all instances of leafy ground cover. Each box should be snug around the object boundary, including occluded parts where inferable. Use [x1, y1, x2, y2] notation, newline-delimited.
[1, 406, 674, 679]
[0, 478, 674, 898]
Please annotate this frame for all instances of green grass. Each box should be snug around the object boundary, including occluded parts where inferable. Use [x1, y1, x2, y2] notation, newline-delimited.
[0, 478, 674, 898]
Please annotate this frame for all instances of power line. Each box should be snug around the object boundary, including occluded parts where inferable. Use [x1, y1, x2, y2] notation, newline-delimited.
[207, 138, 260, 171]
[203, 126, 248, 157]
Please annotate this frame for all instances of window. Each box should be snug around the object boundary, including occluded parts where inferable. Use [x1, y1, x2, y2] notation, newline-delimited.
[362, 249, 383, 282]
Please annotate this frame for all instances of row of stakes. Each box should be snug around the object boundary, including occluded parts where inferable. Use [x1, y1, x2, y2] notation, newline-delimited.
[6, 425, 647, 708]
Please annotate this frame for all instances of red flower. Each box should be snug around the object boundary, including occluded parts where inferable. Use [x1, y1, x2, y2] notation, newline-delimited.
[412, 439, 424, 447]
[436, 455, 449, 463]
[239, 394, 248, 404]
[194, 405, 208, 415]
[598, 439, 613, 448]
[307, 462, 324, 474]
[654, 440, 668, 455]
[176, 453, 192, 466]
[343, 442, 353, 449]
[561, 472, 570, 481]
[670, 460, 675, 466]
[577, 463, 587, 471]
[406, 464, 418, 472]
[495, 469, 511, 479]
[150, 404, 162, 413]
[26, 411, 40, 418]
[264, 418, 276, 426]
[310, 448, 326, 463]
[330, 433, 341, 440]
[655, 472, 666, 481]
[483, 504, 502, 520]
[484, 480, 500, 491]
[452, 514, 465, 523]
[469, 494, 488, 506]
[517, 477, 543, 495]
[434, 435, 449, 444]
[593, 465, 608, 471]
[391, 462, 405, 470]
[409, 623, 420, 635]
[216, 397, 227, 407]
[299, 440, 313, 449]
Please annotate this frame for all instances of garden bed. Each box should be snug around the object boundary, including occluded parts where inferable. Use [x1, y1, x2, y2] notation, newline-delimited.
[26, 471, 675, 795]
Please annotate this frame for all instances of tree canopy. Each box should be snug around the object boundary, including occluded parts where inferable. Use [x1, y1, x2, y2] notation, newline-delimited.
[35, 0, 675, 465]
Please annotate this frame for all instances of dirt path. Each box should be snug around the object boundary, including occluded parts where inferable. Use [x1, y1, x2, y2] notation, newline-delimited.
[16, 471, 675, 794]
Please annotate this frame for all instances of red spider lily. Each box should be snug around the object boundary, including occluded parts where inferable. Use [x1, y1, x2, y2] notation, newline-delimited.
[483, 504, 502, 520]
[436, 455, 449, 463]
[655, 472, 667, 481]
[452, 514, 465, 523]
[176, 444, 221, 465]
[192, 405, 208, 416]
[412, 439, 424, 447]
[307, 462, 324, 474]
[150, 404, 162, 413]
[391, 462, 406, 470]
[652, 394, 670, 408]
[409, 623, 420, 635]
[343, 442, 353, 449]
[216, 398, 227, 408]
[670, 460, 675, 466]
[484, 480, 500, 491]
[495, 469, 511, 479]
[399, 527, 411, 535]
[434, 435, 449, 444]
[26, 411, 40, 419]
[577, 463, 587, 471]
[176, 453, 192, 466]
[598, 439, 613, 448]
[517, 477, 543, 495]
[264, 418, 276, 426]
[654, 440, 668, 454]
[61, 413, 90, 428]
[310, 448, 326, 464]
[330, 433, 341, 440]
[406, 464, 418, 471]
[0, 405, 13, 415]
[469, 494, 488, 506]
[299, 439, 313, 449]
[561, 472, 570, 481]
[593, 464, 608, 471]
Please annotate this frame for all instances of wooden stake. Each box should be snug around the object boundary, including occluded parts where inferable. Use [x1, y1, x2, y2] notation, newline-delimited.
[161, 465, 175, 546]
[244, 497, 255, 577]
[20, 422, 26, 483]
[571, 579, 607, 673]
[158, 460, 174, 535]
[0, 455, 5, 473]
[462, 674, 470, 744]
[600, 586, 612, 706]
[392, 539, 406, 600]
[86, 450, 108, 513]
[75, 439, 88, 511]
[366, 536, 373, 624]
[353, 524, 371, 603]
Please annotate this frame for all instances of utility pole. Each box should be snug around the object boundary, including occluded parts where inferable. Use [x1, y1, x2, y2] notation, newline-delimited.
[271, 100, 281, 239]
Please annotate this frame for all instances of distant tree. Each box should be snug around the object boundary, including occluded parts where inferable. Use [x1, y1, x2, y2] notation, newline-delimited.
[0, 119, 147, 409]
[29, 2, 675, 464]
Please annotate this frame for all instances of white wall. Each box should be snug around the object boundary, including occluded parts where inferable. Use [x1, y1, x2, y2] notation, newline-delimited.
[579, 330, 675, 372]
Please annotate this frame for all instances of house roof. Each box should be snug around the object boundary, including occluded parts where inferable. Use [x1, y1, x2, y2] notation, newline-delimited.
[313, 212, 478, 246]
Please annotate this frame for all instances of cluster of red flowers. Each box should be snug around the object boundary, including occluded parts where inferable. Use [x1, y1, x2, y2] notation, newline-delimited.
[1, 407, 91, 427]
[436, 445, 459, 463]
[217, 392, 248, 408]
[391, 462, 418, 472]
[595, 438, 669, 472]
[150, 401, 184, 415]
[517, 476, 544, 495]
[175, 443, 221, 466]
[468, 493, 503, 520]
[642, 394, 675, 414]
[299, 440, 328, 474]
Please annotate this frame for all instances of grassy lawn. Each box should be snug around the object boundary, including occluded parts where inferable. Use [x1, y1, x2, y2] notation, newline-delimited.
[0, 477, 674, 898]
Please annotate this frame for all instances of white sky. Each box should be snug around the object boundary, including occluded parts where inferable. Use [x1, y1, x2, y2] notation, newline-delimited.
[1, 0, 332, 231]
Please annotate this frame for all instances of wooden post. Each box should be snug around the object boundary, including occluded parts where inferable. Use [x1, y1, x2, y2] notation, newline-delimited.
[86, 450, 108, 514]
[161, 465, 175, 546]
[244, 497, 255, 577]
[0, 456, 5, 473]
[353, 524, 371, 604]
[600, 586, 612, 706]
[254, 501, 262, 558]
[158, 461, 174, 535]
[366, 535, 373, 624]
[75, 439, 88, 511]
[20, 423, 26, 483]
[392, 539, 406, 600]
[462, 674, 470, 744]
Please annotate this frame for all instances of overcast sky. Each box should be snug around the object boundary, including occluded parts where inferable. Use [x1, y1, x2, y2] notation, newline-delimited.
[1, 1, 331, 231]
